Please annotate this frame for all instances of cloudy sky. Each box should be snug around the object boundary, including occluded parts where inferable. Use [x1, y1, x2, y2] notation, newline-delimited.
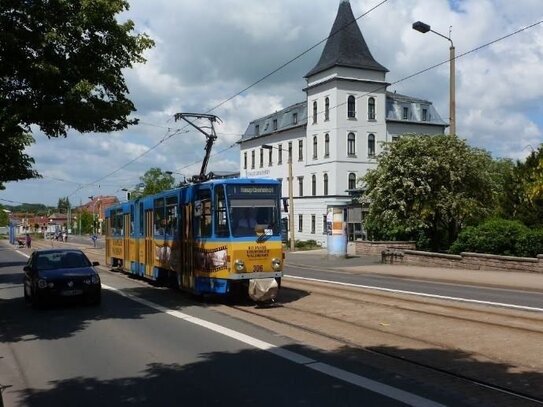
[2, 0, 542, 207]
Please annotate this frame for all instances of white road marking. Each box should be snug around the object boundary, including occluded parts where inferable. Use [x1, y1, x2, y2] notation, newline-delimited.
[285, 275, 543, 313]
[102, 283, 445, 407]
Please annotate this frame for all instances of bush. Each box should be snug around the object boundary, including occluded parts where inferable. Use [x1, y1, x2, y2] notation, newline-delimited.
[450, 219, 529, 256]
[515, 229, 543, 257]
[293, 239, 320, 250]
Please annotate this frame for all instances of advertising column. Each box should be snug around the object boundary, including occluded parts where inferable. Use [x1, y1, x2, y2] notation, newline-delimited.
[326, 206, 347, 257]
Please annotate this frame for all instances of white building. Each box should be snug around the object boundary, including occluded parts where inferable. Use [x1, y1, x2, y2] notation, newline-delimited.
[239, 0, 447, 246]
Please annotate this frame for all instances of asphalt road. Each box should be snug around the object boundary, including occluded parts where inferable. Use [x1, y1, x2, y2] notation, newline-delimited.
[0, 243, 456, 407]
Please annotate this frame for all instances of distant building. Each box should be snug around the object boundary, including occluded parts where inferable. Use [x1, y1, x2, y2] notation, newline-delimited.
[79, 195, 119, 234]
[239, 0, 446, 245]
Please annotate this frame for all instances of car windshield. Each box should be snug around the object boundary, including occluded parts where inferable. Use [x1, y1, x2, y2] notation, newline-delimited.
[36, 251, 91, 270]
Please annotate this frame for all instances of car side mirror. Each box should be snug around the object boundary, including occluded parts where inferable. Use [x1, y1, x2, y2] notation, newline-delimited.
[23, 266, 31, 272]
[92, 261, 100, 266]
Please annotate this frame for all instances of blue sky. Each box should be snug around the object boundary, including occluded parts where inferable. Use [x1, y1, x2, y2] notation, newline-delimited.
[2, 0, 542, 207]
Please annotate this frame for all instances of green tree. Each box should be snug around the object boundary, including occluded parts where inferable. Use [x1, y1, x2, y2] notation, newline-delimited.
[132, 168, 175, 198]
[57, 197, 71, 214]
[0, 0, 154, 189]
[363, 135, 496, 250]
[79, 210, 94, 234]
[0, 205, 9, 226]
[497, 145, 543, 227]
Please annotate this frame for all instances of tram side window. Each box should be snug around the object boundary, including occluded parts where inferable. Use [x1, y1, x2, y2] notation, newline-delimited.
[165, 196, 178, 237]
[138, 203, 144, 237]
[130, 206, 135, 236]
[195, 190, 212, 238]
[215, 186, 229, 237]
[112, 209, 123, 236]
[154, 198, 165, 236]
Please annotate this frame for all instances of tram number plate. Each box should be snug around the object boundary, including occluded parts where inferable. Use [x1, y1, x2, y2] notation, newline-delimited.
[252, 265, 263, 273]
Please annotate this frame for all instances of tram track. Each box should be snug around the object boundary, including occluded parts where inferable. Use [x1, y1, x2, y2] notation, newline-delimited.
[231, 306, 543, 406]
[221, 279, 543, 406]
[283, 277, 543, 334]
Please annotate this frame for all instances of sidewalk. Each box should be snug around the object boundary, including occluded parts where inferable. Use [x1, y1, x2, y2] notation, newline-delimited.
[285, 244, 543, 292]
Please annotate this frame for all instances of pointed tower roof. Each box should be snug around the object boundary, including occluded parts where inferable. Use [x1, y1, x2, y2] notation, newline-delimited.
[305, 0, 388, 78]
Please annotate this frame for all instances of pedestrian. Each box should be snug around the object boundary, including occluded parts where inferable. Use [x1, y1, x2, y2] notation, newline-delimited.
[62, 231, 67, 242]
[91, 234, 97, 248]
[25, 233, 32, 249]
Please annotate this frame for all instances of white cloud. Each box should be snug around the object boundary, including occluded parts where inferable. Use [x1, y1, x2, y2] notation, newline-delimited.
[2, 0, 542, 206]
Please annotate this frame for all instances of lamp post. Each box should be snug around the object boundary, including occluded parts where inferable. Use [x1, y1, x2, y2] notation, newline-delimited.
[262, 144, 295, 251]
[88, 196, 96, 235]
[412, 21, 455, 136]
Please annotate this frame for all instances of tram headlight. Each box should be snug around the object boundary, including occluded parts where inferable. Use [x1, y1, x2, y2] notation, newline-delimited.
[271, 258, 281, 271]
[234, 259, 245, 272]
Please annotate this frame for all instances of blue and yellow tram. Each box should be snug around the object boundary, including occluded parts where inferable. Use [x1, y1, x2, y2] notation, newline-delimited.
[105, 178, 284, 300]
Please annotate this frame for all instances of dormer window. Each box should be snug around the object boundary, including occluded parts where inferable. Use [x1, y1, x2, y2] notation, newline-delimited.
[255, 124, 260, 134]
[402, 107, 409, 120]
[292, 113, 298, 125]
[273, 119, 278, 130]
[422, 108, 428, 121]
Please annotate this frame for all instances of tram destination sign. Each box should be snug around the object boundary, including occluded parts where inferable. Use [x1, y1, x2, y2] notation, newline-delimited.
[240, 186, 274, 194]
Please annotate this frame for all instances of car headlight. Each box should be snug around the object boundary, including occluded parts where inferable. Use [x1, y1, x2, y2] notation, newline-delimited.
[91, 275, 100, 285]
[37, 279, 47, 289]
[234, 259, 245, 272]
[271, 258, 282, 271]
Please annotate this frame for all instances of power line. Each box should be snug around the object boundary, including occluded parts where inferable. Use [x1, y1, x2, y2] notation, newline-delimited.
[65, 0, 391, 193]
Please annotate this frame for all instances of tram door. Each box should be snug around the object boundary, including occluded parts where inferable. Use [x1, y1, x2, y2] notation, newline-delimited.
[123, 213, 131, 271]
[180, 204, 194, 289]
[144, 210, 154, 278]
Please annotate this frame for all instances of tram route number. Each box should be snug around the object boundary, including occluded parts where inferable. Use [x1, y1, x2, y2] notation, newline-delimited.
[253, 265, 263, 273]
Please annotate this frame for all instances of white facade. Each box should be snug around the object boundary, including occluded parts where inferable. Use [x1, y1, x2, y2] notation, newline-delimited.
[239, 1, 446, 246]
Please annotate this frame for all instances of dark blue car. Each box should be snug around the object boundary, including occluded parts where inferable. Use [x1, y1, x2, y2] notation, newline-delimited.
[23, 249, 101, 308]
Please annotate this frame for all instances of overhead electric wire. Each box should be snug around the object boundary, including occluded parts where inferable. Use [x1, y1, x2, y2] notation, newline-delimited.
[37, 5, 543, 202]
[64, 0, 391, 196]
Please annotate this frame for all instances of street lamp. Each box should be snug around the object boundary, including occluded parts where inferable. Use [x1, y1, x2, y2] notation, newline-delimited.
[165, 171, 188, 186]
[262, 144, 295, 251]
[412, 21, 456, 136]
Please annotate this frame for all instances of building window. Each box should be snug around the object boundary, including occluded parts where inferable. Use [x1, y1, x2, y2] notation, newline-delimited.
[347, 132, 356, 156]
[422, 108, 427, 121]
[402, 107, 409, 120]
[298, 176, 304, 197]
[325, 97, 330, 121]
[298, 214, 303, 233]
[273, 118, 278, 130]
[278, 144, 283, 164]
[255, 124, 260, 135]
[311, 215, 316, 234]
[368, 97, 375, 120]
[324, 133, 330, 157]
[311, 175, 316, 196]
[347, 95, 356, 118]
[298, 140, 303, 161]
[313, 136, 318, 159]
[288, 142, 292, 162]
[243, 152, 247, 169]
[324, 173, 328, 195]
[322, 215, 327, 235]
[251, 150, 255, 169]
[368, 134, 375, 157]
[268, 148, 273, 166]
[312, 101, 317, 124]
[293, 112, 298, 125]
[259, 148, 264, 168]
[348, 173, 357, 190]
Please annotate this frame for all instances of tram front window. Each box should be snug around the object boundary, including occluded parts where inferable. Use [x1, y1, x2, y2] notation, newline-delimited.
[227, 184, 280, 238]
[230, 200, 278, 237]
